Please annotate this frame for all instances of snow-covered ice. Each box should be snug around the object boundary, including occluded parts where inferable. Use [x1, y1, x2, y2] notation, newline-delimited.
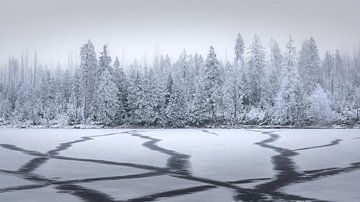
[0, 128, 359, 201]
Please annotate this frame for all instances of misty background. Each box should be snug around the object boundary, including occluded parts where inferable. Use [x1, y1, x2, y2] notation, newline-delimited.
[1, 0, 359, 67]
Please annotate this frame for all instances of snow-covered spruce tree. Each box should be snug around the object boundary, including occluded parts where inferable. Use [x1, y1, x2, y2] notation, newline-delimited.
[322, 51, 335, 94]
[247, 35, 266, 108]
[92, 69, 119, 126]
[163, 74, 187, 127]
[268, 39, 283, 104]
[175, 50, 194, 109]
[223, 34, 246, 124]
[68, 70, 82, 125]
[59, 70, 72, 114]
[127, 67, 146, 125]
[141, 68, 163, 126]
[112, 56, 128, 125]
[98, 45, 112, 80]
[234, 33, 245, 68]
[13, 83, 30, 123]
[272, 36, 305, 126]
[332, 50, 347, 113]
[193, 46, 224, 124]
[307, 84, 334, 125]
[40, 70, 57, 125]
[80, 40, 97, 124]
[298, 37, 321, 95]
[0, 88, 15, 122]
[190, 82, 211, 126]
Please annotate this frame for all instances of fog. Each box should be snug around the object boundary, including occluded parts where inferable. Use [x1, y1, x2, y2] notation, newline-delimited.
[1, 0, 359, 66]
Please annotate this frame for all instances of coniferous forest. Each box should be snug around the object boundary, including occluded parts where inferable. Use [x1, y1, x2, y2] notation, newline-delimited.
[1, 34, 360, 127]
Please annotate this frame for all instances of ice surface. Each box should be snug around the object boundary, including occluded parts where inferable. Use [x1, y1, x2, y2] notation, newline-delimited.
[284, 170, 360, 202]
[0, 128, 359, 202]
[34, 159, 147, 181]
[0, 173, 33, 188]
[0, 128, 128, 153]
[79, 175, 206, 201]
[273, 129, 360, 171]
[160, 187, 234, 202]
[144, 129, 276, 181]
[0, 148, 34, 170]
[0, 185, 81, 202]
[61, 132, 169, 167]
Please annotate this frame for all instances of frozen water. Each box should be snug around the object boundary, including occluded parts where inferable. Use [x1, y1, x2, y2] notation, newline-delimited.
[0, 185, 81, 202]
[0, 148, 34, 170]
[144, 129, 276, 181]
[284, 170, 360, 202]
[0, 128, 359, 201]
[0, 173, 33, 188]
[159, 187, 234, 202]
[34, 159, 147, 181]
[273, 129, 360, 171]
[79, 175, 206, 201]
[61, 131, 169, 167]
[0, 128, 111, 153]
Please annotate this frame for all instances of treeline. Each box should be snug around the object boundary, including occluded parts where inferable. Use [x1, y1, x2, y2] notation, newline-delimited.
[0, 34, 360, 127]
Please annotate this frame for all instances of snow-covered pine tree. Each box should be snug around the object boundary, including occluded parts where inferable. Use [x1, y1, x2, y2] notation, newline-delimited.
[163, 74, 187, 127]
[68, 70, 82, 125]
[40, 70, 56, 125]
[141, 68, 163, 126]
[113, 56, 128, 125]
[247, 35, 266, 107]
[92, 69, 119, 126]
[234, 33, 245, 68]
[268, 39, 283, 98]
[98, 45, 112, 81]
[298, 37, 321, 95]
[80, 40, 97, 124]
[272, 36, 305, 126]
[223, 34, 246, 124]
[201, 46, 224, 124]
[127, 67, 145, 125]
[322, 51, 335, 94]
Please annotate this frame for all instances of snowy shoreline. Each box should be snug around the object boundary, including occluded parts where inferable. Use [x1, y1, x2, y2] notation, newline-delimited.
[1, 123, 359, 129]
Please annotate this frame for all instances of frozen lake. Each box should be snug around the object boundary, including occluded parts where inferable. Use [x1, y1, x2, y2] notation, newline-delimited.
[0, 128, 359, 202]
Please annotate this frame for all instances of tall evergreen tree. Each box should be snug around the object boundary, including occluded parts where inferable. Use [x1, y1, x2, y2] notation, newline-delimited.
[92, 69, 119, 125]
[298, 37, 321, 95]
[272, 37, 305, 125]
[202, 46, 224, 123]
[113, 56, 128, 124]
[247, 35, 266, 107]
[80, 40, 97, 123]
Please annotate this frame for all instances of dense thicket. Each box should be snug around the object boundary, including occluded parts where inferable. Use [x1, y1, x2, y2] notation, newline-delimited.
[1, 35, 360, 127]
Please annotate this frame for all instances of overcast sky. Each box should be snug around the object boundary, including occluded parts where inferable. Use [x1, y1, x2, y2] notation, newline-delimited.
[0, 0, 359, 67]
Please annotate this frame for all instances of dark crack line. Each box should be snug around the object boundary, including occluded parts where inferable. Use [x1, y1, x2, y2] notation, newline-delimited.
[201, 129, 219, 136]
[18, 157, 50, 173]
[52, 155, 169, 173]
[53, 171, 162, 185]
[0, 144, 45, 157]
[227, 177, 272, 184]
[299, 161, 360, 183]
[294, 139, 342, 151]
[0, 184, 49, 193]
